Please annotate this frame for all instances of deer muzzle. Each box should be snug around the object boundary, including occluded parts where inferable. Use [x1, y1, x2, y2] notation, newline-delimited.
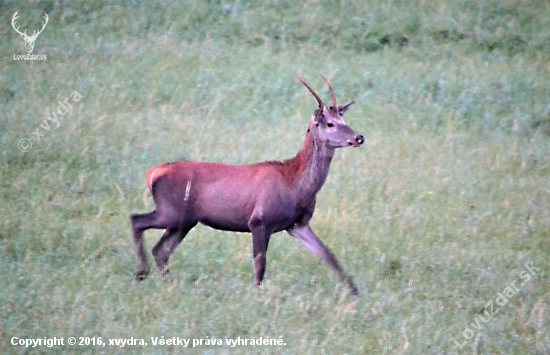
[349, 135, 364, 147]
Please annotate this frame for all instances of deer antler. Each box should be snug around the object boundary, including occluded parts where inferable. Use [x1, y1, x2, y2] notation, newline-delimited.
[295, 73, 323, 108]
[11, 12, 48, 40]
[29, 13, 49, 40]
[320, 75, 337, 108]
[11, 11, 27, 38]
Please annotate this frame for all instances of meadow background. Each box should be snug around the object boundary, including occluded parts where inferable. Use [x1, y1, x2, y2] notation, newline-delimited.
[1, 0, 549, 354]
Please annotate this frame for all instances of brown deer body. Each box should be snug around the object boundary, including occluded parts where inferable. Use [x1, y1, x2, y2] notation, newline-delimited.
[131, 75, 364, 295]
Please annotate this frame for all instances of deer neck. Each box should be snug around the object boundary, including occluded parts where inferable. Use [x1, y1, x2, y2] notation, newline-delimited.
[288, 124, 335, 204]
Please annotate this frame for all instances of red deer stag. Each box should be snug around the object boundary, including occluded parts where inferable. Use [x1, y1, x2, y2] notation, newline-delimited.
[131, 74, 364, 295]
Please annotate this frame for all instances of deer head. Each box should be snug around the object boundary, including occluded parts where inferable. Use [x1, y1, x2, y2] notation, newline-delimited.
[12, 11, 49, 54]
[295, 73, 364, 148]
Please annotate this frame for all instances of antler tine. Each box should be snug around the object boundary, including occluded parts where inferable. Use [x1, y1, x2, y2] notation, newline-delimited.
[41, 13, 49, 29]
[33, 13, 49, 38]
[320, 75, 337, 108]
[11, 11, 25, 36]
[295, 73, 323, 108]
[11, 11, 19, 26]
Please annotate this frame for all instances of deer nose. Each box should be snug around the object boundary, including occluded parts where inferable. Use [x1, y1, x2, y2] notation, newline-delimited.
[355, 135, 364, 145]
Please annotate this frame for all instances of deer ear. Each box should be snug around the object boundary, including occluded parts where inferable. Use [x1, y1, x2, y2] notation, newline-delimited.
[337, 101, 355, 116]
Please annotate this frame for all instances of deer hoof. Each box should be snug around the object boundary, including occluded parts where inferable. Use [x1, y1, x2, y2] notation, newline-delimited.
[135, 270, 149, 281]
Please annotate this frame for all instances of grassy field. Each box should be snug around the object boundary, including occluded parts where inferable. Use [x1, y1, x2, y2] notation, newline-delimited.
[1, 0, 549, 354]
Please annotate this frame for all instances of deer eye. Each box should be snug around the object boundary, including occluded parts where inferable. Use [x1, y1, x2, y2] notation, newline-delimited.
[327, 123, 334, 128]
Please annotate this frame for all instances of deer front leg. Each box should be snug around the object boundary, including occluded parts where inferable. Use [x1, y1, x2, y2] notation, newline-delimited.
[287, 224, 359, 295]
[251, 229, 272, 289]
[249, 210, 272, 289]
[248, 205, 272, 290]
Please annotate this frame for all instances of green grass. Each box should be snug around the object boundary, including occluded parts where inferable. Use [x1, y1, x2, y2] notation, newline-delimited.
[1, 0, 549, 354]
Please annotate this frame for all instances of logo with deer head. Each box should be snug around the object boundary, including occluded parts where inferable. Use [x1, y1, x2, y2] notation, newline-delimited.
[11, 11, 49, 54]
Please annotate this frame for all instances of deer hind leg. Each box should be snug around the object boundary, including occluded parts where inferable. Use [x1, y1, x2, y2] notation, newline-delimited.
[130, 210, 183, 281]
[152, 223, 196, 277]
[287, 224, 359, 295]
[130, 211, 156, 280]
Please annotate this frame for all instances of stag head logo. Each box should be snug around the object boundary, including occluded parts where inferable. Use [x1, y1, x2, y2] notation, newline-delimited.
[11, 11, 49, 54]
